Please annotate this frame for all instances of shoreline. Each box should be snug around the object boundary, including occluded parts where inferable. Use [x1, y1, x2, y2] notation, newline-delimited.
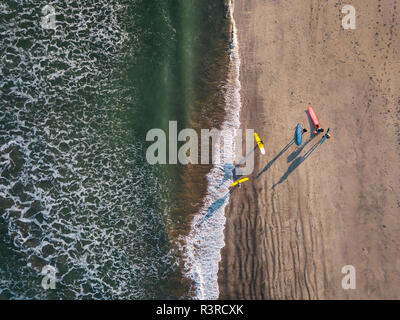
[183, 0, 242, 299]
[219, 0, 400, 299]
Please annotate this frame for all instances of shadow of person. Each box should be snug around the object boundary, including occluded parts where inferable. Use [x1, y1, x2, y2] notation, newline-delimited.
[217, 146, 257, 189]
[272, 137, 322, 189]
[197, 187, 238, 226]
[256, 139, 295, 178]
[287, 135, 314, 163]
[235, 145, 258, 176]
[237, 145, 258, 166]
[217, 163, 236, 189]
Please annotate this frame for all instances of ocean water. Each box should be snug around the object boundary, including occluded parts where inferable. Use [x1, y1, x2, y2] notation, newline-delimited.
[183, 1, 241, 299]
[0, 0, 237, 299]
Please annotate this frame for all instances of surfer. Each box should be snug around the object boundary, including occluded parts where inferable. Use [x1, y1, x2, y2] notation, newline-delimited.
[320, 128, 331, 145]
[237, 179, 248, 188]
[314, 126, 324, 134]
[302, 128, 308, 133]
[254, 132, 266, 155]
[324, 132, 331, 139]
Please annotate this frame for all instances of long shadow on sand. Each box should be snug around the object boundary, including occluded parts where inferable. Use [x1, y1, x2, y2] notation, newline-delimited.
[217, 163, 236, 189]
[256, 139, 295, 178]
[217, 146, 257, 188]
[237, 145, 258, 167]
[234, 145, 258, 177]
[207, 146, 258, 225]
[287, 134, 315, 163]
[285, 109, 324, 162]
[272, 137, 322, 189]
[198, 186, 239, 226]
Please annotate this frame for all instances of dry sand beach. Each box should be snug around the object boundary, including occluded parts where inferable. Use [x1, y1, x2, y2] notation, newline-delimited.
[219, 0, 400, 299]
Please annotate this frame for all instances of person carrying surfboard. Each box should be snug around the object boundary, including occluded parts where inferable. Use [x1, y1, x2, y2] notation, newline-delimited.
[321, 128, 331, 145]
[254, 132, 265, 155]
[229, 177, 249, 188]
[237, 178, 250, 188]
[313, 125, 324, 134]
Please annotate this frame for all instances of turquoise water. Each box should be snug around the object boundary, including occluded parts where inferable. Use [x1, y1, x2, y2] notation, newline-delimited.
[0, 0, 231, 299]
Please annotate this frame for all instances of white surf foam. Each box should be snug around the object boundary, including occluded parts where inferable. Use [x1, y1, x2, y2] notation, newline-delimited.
[183, 0, 242, 300]
[0, 0, 178, 299]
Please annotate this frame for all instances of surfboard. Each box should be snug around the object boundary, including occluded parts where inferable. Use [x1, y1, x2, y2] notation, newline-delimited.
[295, 123, 302, 146]
[307, 106, 320, 131]
[229, 177, 249, 188]
[254, 132, 265, 155]
[321, 127, 330, 145]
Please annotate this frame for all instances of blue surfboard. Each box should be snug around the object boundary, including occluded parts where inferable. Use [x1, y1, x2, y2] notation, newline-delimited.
[295, 123, 302, 146]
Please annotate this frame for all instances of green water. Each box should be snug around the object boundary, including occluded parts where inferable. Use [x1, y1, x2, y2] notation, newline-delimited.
[0, 0, 231, 299]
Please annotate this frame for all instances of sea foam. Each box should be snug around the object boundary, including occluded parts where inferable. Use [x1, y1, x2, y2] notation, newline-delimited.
[183, 0, 242, 299]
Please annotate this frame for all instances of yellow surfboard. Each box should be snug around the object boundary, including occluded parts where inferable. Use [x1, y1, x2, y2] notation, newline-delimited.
[254, 132, 265, 155]
[229, 177, 249, 188]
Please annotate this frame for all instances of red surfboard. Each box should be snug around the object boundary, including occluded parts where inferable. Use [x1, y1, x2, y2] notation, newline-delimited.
[307, 106, 320, 130]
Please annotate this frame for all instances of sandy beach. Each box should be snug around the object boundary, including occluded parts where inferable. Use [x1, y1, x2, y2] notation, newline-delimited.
[219, 0, 400, 299]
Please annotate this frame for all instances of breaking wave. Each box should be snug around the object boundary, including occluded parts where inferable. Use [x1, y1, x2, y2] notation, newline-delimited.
[183, 0, 242, 300]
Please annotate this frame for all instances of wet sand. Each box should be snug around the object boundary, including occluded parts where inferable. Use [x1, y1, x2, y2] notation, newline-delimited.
[219, 0, 400, 299]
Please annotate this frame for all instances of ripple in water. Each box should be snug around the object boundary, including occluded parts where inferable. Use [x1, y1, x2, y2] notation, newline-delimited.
[0, 0, 179, 299]
[183, 0, 242, 300]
